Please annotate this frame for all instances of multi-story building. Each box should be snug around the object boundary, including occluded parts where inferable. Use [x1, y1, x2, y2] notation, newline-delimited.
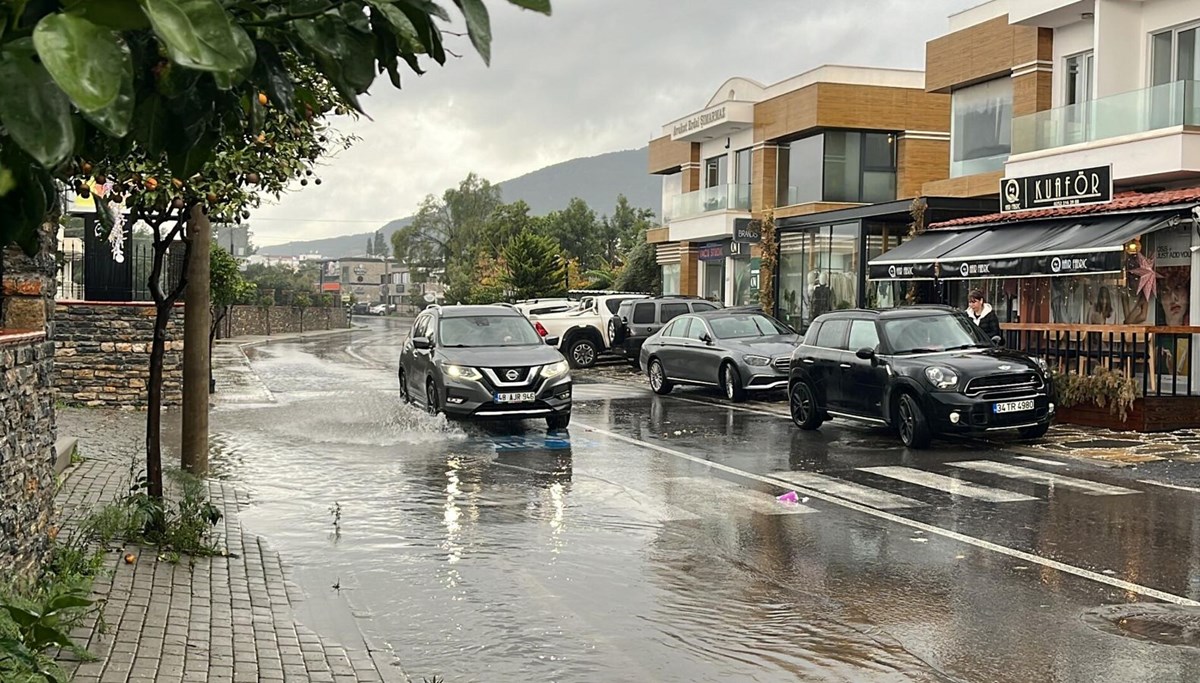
[649, 65, 993, 326]
[866, 0, 1200, 430]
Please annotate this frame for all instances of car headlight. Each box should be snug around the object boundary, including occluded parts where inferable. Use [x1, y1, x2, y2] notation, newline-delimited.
[444, 364, 483, 381]
[924, 366, 959, 390]
[743, 354, 771, 367]
[1033, 356, 1049, 372]
[540, 360, 570, 379]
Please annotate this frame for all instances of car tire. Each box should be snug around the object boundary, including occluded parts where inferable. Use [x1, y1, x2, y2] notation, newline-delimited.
[425, 379, 442, 417]
[399, 368, 410, 404]
[609, 318, 625, 346]
[721, 362, 747, 403]
[896, 393, 931, 449]
[567, 337, 599, 369]
[789, 381, 823, 430]
[1018, 422, 1050, 440]
[547, 412, 571, 431]
[648, 359, 673, 395]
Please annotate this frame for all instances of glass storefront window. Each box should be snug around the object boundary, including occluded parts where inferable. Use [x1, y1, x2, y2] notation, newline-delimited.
[950, 78, 1013, 177]
[779, 132, 896, 206]
[776, 135, 823, 206]
[732, 257, 758, 306]
[947, 279, 1022, 323]
[661, 173, 681, 224]
[703, 260, 725, 302]
[661, 263, 680, 295]
[776, 222, 861, 331]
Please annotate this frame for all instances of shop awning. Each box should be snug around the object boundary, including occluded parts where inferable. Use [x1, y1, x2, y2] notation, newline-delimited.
[866, 228, 987, 281]
[936, 213, 1175, 280]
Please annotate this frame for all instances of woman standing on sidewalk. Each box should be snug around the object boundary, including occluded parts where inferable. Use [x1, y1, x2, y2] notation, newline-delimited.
[966, 288, 1003, 341]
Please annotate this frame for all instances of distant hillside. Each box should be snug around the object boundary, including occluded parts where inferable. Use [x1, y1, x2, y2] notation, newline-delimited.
[260, 146, 659, 257]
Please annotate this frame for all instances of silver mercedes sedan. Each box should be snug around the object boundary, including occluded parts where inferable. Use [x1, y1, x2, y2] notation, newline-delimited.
[639, 309, 800, 402]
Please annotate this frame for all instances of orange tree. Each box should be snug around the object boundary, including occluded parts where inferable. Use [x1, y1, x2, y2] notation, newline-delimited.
[0, 0, 552, 499]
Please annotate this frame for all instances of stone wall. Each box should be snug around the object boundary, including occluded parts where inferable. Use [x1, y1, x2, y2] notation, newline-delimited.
[219, 305, 349, 339]
[0, 332, 56, 582]
[55, 302, 184, 408]
[0, 221, 58, 583]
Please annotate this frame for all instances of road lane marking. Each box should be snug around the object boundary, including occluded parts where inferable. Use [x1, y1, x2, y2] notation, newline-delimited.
[949, 460, 1140, 496]
[858, 466, 1037, 503]
[573, 422, 1200, 608]
[770, 470, 926, 510]
[1137, 480, 1200, 494]
[664, 477, 817, 516]
[663, 393, 791, 418]
[1015, 456, 1069, 468]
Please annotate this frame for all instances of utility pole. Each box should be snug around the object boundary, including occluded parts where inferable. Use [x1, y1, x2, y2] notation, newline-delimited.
[181, 203, 212, 476]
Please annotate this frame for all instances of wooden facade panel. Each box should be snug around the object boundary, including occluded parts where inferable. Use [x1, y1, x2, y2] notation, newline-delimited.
[926, 15, 1020, 93]
[771, 202, 861, 221]
[896, 137, 950, 200]
[755, 84, 950, 143]
[752, 145, 779, 210]
[1013, 26, 1054, 65]
[679, 243, 699, 296]
[1012, 70, 1053, 118]
[648, 135, 695, 174]
[682, 165, 701, 193]
[921, 170, 1004, 198]
[646, 226, 670, 244]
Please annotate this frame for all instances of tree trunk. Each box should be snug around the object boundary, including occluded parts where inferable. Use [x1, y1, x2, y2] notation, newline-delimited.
[181, 205, 211, 476]
[146, 299, 171, 499]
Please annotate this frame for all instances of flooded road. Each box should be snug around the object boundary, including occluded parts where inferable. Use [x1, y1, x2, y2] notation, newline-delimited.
[208, 317, 1200, 682]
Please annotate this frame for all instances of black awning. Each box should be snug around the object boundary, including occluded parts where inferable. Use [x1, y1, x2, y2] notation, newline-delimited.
[867, 228, 987, 281]
[937, 213, 1175, 280]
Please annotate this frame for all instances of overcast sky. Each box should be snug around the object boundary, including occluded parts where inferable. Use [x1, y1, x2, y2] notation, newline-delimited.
[251, 0, 980, 247]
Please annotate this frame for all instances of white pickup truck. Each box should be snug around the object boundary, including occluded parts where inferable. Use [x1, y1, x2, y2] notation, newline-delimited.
[527, 293, 649, 368]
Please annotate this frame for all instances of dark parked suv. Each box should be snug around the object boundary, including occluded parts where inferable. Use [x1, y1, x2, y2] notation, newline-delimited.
[610, 296, 720, 367]
[398, 305, 573, 430]
[787, 306, 1054, 448]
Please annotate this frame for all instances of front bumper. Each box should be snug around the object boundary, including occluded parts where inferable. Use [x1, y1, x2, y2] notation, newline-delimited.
[441, 373, 573, 420]
[923, 391, 1054, 433]
[742, 365, 789, 391]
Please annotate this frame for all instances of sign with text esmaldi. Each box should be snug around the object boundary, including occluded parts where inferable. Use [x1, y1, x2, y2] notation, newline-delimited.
[1000, 164, 1113, 214]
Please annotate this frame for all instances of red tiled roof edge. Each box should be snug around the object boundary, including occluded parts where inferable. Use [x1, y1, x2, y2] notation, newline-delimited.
[928, 187, 1200, 230]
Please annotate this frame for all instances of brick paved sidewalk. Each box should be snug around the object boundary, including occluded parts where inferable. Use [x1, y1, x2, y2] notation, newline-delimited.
[54, 409, 408, 683]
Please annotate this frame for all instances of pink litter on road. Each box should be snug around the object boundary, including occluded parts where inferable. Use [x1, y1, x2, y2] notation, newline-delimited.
[776, 491, 799, 504]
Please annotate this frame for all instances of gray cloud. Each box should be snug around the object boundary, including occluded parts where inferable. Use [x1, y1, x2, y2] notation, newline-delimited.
[252, 0, 978, 247]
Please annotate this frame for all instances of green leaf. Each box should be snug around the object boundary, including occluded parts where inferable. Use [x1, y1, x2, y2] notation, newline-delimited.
[28, 623, 75, 650]
[138, 0, 255, 74]
[0, 55, 75, 168]
[64, 0, 151, 30]
[453, 0, 491, 65]
[1, 604, 41, 629]
[33, 14, 129, 113]
[507, 0, 550, 12]
[46, 593, 93, 613]
[166, 129, 214, 178]
[396, 0, 449, 22]
[131, 92, 170, 155]
[254, 43, 295, 110]
[81, 61, 135, 136]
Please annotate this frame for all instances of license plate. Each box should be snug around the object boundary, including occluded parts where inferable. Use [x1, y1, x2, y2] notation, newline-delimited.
[993, 399, 1035, 414]
[495, 392, 536, 404]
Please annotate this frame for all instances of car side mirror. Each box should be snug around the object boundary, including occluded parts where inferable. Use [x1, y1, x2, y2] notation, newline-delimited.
[855, 347, 876, 361]
[544, 336, 560, 346]
[412, 336, 432, 350]
[991, 335, 1004, 347]
[700, 333, 714, 345]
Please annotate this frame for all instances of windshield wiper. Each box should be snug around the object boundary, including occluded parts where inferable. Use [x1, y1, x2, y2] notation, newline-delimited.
[945, 343, 988, 351]
[896, 347, 941, 355]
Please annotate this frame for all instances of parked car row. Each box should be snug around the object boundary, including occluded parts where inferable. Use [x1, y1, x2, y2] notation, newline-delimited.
[637, 305, 1055, 448]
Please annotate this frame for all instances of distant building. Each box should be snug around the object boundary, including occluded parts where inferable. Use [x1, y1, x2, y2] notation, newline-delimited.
[214, 223, 251, 258]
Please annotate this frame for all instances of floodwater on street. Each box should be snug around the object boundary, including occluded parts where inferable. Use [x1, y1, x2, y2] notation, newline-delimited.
[206, 317, 1200, 682]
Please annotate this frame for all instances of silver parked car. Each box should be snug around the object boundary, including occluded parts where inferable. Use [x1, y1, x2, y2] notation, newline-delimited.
[639, 309, 800, 402]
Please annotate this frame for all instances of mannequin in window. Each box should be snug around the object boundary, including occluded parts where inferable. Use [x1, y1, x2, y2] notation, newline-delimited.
[811, 271, 832, 318]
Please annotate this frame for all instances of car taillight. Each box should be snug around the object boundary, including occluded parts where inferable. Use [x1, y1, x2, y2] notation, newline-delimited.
[534, 321, 548, 337]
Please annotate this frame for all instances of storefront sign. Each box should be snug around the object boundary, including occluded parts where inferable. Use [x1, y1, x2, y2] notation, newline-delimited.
[697, 241, 728, 261]
[671, 105, 727, 140]
[1000, 165, 1113, 213]
[941, 251, 1124, 279]
[733, 218, 761, 243]
[867, 262, 937, 281]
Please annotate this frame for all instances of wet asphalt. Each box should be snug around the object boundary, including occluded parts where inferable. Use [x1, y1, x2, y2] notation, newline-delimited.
[206, 316, 1200, 683]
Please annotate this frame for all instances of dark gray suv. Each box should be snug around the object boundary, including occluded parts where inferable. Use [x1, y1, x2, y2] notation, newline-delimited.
[399, 305, 573, 430]
[610, 296, 721, 368]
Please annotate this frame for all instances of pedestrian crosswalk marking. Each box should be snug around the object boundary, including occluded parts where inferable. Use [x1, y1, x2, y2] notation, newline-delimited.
[664, 477, 817, 516]
[948, 460, 1140, 496]
[771, 471, 926, 510]
[573, 384, 650, 401]
[1015, 456, 1068, 468]
[858, 466, 1037, 503]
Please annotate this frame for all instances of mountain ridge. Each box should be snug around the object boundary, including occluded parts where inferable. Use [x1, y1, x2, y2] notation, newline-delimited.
[258, 146, 658, 257]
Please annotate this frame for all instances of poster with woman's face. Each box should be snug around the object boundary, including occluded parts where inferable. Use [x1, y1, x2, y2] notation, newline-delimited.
[1152, 225, 1191, 326]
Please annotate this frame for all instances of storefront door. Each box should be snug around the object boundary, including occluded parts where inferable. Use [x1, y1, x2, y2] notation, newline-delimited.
[703, 260, 725, 303]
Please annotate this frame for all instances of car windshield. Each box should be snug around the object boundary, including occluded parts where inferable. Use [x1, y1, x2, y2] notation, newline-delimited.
[881, 313, 990, 354]
[439, 315, 542, 347]
[709, 313, 792, 339]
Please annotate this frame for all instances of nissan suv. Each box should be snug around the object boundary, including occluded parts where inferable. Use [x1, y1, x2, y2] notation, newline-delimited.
[787, 306, 1054, 448]
[610, 297, 721, 368]
[399, 305, 573, 430]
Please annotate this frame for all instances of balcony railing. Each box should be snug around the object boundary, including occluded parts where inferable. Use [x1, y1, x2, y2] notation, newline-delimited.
[1012, 80, 1200, 155]
[671, 184, 751, 221]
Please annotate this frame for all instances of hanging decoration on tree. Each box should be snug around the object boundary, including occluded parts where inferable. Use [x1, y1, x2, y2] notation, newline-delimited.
[1129, 253, 1162, 301]
[90, 181, 126, 263]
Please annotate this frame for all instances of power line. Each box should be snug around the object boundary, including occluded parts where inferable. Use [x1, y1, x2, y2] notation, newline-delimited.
[249, 216, 401, 223]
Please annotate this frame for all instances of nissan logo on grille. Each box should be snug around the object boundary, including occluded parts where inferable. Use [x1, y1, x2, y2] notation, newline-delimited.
[505, 369, 521, 381]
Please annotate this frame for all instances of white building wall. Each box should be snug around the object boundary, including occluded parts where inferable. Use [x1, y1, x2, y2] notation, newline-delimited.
[1094, 0, 1145, 98]
[1052, 19, 1095, 106]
